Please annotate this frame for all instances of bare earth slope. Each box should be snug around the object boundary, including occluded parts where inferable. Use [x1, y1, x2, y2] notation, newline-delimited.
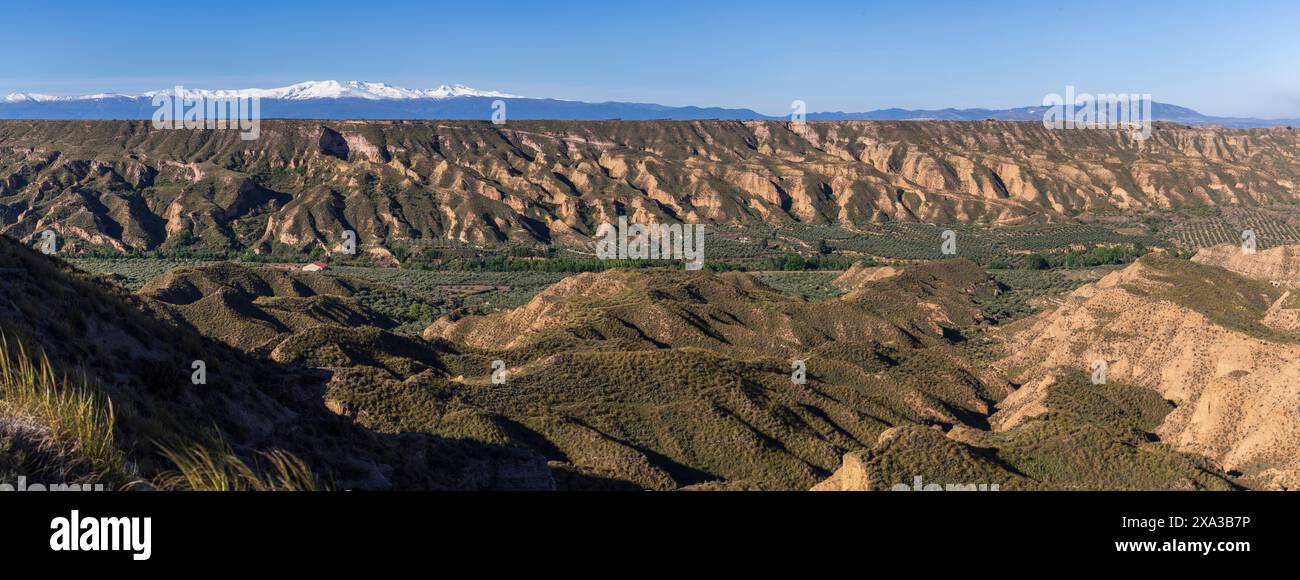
[1192, 242, 1300, 287]
[999, 254, 1300, 489]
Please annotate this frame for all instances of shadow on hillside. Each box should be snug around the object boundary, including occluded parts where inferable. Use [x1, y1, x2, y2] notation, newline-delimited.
[0, 234, 554, 490]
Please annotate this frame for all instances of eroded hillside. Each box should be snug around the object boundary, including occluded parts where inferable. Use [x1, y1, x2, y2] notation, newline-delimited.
[2, 120, 1299, 254]
[342, 263, 1006, 489]
[140, 263, 398, 353]
[999, 252, 1300, 489]
[105, 252, 1240, 490]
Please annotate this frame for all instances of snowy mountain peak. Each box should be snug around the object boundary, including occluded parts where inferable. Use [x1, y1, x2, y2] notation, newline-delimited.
[424, 84, 521, 99]
[3, 92, 132, 103]
[257, 80, 428, 100]
[2, 93, 46, 103]
[14, 81, 524, 102]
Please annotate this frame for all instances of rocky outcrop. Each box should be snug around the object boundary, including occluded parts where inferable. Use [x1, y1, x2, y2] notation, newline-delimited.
[811, 451, 877, 491]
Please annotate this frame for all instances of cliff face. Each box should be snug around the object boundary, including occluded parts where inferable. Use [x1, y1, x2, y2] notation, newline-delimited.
[2, 120, 1299, 253]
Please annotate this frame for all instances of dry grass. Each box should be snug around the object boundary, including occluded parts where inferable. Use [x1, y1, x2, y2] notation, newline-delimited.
[0, 333, 124, 480]
[152, 438, 322, 491]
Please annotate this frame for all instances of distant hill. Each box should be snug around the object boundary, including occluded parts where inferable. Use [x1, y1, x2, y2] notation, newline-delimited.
[139, 263, 399, 354]
[3, 119, 1299, 255]
[809, 102, 1300, 128]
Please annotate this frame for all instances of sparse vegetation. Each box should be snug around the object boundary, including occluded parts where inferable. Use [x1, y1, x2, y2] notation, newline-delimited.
[754, 272, 843, 301]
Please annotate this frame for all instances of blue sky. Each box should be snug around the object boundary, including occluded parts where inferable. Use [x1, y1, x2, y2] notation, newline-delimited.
[3, 0, 1298, 117]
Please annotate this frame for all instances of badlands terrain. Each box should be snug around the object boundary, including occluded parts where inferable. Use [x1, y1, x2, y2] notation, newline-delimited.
[1, 120, 1297, 490]
[1, 119, 1299, 254]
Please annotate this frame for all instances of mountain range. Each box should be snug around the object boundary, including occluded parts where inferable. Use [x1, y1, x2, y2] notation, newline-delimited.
[2, 80, 1297, 128]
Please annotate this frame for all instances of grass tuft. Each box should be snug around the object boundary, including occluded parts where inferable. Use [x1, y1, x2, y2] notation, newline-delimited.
[0, 333, 124, 480]
[152, 438, 322, 491]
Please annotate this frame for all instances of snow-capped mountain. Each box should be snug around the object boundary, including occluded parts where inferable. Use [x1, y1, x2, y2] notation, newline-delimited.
[3, 92, 134, 103]
[0, 80, 772, 121]
[1, 81, 1296, 127]
[5, 80, 523, 102]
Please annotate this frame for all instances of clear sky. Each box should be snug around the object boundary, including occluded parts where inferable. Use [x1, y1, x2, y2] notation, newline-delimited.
[3, 0, 1297, 117]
